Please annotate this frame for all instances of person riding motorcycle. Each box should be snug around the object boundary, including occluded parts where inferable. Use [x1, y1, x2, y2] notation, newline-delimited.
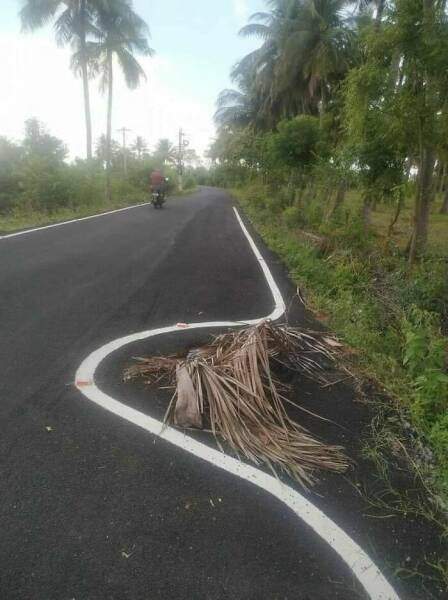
[150, 169, 167, 196]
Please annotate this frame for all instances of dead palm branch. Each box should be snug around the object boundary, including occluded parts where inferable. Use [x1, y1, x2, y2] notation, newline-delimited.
[125, 321, 349, 487]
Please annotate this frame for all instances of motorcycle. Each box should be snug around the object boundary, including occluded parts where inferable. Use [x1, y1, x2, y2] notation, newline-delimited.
[151, 189, 165, 209]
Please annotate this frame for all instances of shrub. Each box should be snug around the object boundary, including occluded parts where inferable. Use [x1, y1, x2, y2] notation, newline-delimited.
[402, 307, 448, 443]
[183, 175, 196, 190]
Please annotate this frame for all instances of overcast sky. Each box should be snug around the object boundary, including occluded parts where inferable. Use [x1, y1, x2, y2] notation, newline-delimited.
[0, 0, 264, 160]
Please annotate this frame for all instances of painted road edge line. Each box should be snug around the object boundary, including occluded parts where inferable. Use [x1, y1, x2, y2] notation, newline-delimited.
[0, 201, 152, 240]
[75, 207, 400, 600]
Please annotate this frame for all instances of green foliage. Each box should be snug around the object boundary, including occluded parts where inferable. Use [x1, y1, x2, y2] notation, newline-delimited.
[403, 307, 448, 419]
[183, 175, 196, 190]
[268, 116, 321, 171]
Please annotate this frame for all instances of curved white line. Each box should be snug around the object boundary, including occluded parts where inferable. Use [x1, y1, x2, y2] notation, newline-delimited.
[75, 208, 399, 600]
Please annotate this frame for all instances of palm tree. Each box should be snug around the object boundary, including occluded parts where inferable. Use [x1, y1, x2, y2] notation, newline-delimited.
[298, 0, 353, 120]
[20, 0, 100, 160]
[154, 138, 177, 166]
[88, 0, 154, 199]
[214, 85, 259, 130]
[131, 135, 148, 159]
[231, 0, 353, 127]
[95, 133, 121, 166]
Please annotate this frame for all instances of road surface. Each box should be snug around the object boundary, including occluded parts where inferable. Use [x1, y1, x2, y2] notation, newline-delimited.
[0, 187, 427, 599]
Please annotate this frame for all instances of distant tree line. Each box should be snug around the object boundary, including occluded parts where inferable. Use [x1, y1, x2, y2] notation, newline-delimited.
[0, 117, 202, 217]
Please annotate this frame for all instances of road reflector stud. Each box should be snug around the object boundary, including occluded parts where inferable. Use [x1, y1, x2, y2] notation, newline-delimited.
[76, 380, 93, 387]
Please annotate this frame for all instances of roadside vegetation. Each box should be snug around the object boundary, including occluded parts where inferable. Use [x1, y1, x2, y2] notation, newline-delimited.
[0, 118, 202, 232]
[207, 0, 448, 509]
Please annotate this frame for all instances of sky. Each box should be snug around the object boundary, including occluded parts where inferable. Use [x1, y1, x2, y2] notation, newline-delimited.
[0, 0, 265, 160]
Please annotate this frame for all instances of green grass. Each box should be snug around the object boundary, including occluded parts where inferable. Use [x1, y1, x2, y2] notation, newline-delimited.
[343, 189, 448, 257]
[0, 184, 197, 234]
[233, 183, 448, 505]
[0, 196, 146, 233]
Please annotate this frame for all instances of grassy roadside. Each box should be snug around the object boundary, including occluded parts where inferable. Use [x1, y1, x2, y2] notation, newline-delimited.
[0, 195, 146, 234]
[0, 186, 197, 234]
[232, 184, 448, 511]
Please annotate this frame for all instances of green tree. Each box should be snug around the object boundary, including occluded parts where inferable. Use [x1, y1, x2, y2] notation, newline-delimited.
[23, 117, 68, 163]
[88, 0, 153, 200]
[344, 0, 448, 260]
[232, 0, 354, 126]
[95, 133, 121, 167]
[131, 135, 148, 160]
[0, 137, 23, 213]
[154, 138, 177, 166]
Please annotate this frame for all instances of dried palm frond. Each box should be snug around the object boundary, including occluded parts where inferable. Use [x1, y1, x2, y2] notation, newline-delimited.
[125, 321, 349, 487]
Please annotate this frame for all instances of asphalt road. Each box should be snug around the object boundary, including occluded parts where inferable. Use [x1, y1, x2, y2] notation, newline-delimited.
[0, 187, 415, 599]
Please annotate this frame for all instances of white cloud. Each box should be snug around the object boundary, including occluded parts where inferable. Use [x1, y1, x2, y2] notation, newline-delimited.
[0, 32, 215, 160]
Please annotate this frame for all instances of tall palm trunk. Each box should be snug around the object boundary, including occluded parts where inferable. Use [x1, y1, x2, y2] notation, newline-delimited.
[440, 185, 448, 214]
[408, 146, 435, 265]
[105, 49, 113, 202]
[79, 0, 92, 160]
[319, 82, 326, 128]
[80, 53, 93, 160]
[328, 181, 346, 219]
[408, 0, 437, 264]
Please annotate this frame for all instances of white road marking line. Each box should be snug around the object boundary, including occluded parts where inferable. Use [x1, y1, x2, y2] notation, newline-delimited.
[75, 207, 400, 600]
[0, 202, 152, 240]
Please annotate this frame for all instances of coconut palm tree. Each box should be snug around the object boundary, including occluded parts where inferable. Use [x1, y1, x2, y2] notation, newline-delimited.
[214, 85, 259, 130]
[231, 0, 353, 127]
[88, 0, 153, 199]
[131, 135, 148, 159]
[20, 0, 100, 160]
[154, 138, 177, 166]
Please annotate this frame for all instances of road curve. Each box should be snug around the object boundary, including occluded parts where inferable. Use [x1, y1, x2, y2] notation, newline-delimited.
[1, 187, 400, 599]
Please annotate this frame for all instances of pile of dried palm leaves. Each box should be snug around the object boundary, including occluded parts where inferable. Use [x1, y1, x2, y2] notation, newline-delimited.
[124, 321, 349, 487]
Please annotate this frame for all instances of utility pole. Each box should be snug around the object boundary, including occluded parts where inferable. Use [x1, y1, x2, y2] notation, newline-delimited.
[177, 127, 189, 191]
[117, 127, 131, 176]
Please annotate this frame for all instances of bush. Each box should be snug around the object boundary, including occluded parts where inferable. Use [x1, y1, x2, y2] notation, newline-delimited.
[183, 175, 196, 190]
[403, 306, 448, 426]
[240, 183, 268, 210]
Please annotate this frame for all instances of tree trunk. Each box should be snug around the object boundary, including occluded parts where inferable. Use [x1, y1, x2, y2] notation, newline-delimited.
[328, 182, 346, 220]
[387, 194, 404, 238]
[79, 0, 92, 160]
[319, 83, 326, 128]
[436, 163, 445, 194]
[81, 58, 92, 161]
[408, 147, 435, 264]
[375, 0, 386, 28]
[105, 50, 113, 203]
[305, 177, 315, 203]
[362, 193, 373, 227]
[440, 186, 448, 214]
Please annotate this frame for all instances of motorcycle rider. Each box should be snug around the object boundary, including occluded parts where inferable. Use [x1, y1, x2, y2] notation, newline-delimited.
[150, 169, 167, 197]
